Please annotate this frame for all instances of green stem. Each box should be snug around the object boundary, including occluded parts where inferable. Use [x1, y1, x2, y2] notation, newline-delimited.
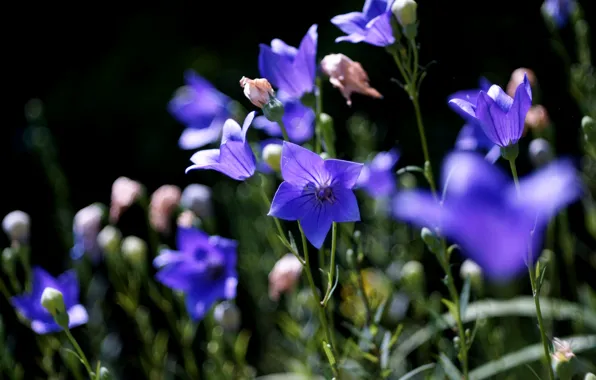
[322, 223, 337, 306]
[298, 222, 339, 378]
[63, 328, 93, 378]
[0, 277, 11, 300]
[278, 119, 290, 142]
[315, 77, 323, 154]
[509, 158, 555, 380]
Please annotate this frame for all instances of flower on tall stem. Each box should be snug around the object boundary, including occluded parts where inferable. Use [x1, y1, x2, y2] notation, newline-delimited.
[268, 142, 363, 248]
[331, 0, 395, 47]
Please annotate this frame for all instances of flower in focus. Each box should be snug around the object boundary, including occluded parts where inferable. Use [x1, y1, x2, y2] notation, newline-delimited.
[186, 112, 257, 181]
[257, 138, 284, 174]
[253, 99, 315, 143]
[447, 77, 492, 109]
[542, 0, 576, 28]
[268, 142, 363, 248]
[149, 185, 182, 234]
[11, 267, 88, 334]
[331, 0, 395, 47]
[71, 204, 104, 261]
[449, 75, 532, 148]
[268, 254, 303, 301]
[357, 149, 399, 198]
[169, 70, 233, 150]
[153, 227, 238, 321]
[110, 177, 143, 224]
[391, 0, 418, 27]
[506, 68, 537, 98]
[320, 53, 382, 106]
[393, 151, 582, 280]
[239, 77, 275, 108]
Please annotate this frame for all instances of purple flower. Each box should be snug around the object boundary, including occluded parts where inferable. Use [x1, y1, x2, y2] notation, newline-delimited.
[257, 138, 284, 174]
[393, 151, 582, 280]
[186, 112, 257, 181]
[268, 142, 363, 248]
[259, 25, 318, 100]
[153, 227, 238, 321]
[455, 124, 501, 163]
[542, 0, 576, 28]
[447, 77, 492, 112]
[449, 75, 532, 148]
[331, 0, 395, 47]
[11, 267, 88, 334]
[169, 70, 233, 150]
[357, 149, 400, 198]
[253, 98, 315, 143]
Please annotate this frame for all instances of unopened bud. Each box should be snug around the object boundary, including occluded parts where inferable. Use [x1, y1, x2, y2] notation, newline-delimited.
[97, 226, 122, 255]
[392, 0, 418, 27]
[525, 105, 550, 132]
[552, 337, 575, 379]
[346, 249, 355, 268]
[177, 210, 198, 228]
[400, 260, 425, 296]
[320, 54, 382, 106]
[269, 254, 303, 301]
[582, 116, 595, 133]
[528, 138, 553, 167]
[181, 184, 213, 219]
[2, 210, 31, 243]
[149, 185, 182, 234]
[239, 77, 275, 109]
[584, 373, 596, 380]
[110, 177, 143, 223]
[41, 288, 66, 318]
[213, 301, 241, 332]
[121, 236, 147, 265]
[460, 259, 483, 294]
[420, 227, 441, 254]
[98, 367, 112, 380]
[262, 143, 283, 172]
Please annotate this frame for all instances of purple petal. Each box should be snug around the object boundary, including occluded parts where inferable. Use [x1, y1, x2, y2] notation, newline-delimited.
[371, 149, 400, 171]
[270, 39, 298, 58]
[186, 149, 221, 174]
[31, 319, 61, 334]
[485, 145, 502, 164]
[268, 182, 314, 220]
[441, 151, 507, 200]
[292, 24, 318, 95]
[156, 261, 208, 291]
[479, 77, 492, 91]
[300, 203, 333, 248]
[362, 12, 395, 47]
[328, 186, 360, 222]
[363, 0, 390, 18]
[185, 282, 226, 321]
[67, 305, 89, 329]
[280, 142, 326, 187]
[218, 141, 256, 180]
[178, 123, 223, 150]
[475, 92, 509, 146]
[259, 44, 304, 98]
[359, 170, 396, 198]
[56, 271, 78, 308]
[486, 85, 514, 112]
[177, 227, 210, 254]
[449, 89, 482, 105]
[221, 119, 243, 144]
[392, 191, 443, 229]
[324, 159, 364, 188]
[335, 32, 367, 44]
[448, 98, 477, 122]
[31, 267, 58, 301]
[241, 111, 256, 136]
[331, 12, 368, 35]
[153, 249, 184, 268]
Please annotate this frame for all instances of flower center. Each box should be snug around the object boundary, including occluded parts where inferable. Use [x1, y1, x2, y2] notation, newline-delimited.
[315, 185, 335, 204]
[206, 260, 225, 281]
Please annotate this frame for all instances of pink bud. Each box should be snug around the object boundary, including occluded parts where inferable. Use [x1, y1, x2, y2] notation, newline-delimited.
[110, 177, 143, 223]
[268, 254, 303, 301]
[149, 185, 182, 234]
[239, 76, 275, 108]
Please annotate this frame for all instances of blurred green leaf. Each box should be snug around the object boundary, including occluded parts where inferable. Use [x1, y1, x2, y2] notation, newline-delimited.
[439, 353, 463, 380]
[397, 363, 436, 380]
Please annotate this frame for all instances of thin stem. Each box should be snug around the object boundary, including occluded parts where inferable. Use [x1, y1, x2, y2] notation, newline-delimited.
[298, 222, 339, 378]
[315, 77, 323, 154]
[509, 159, 555, 380]
[0, 277, 11, 300]
[63, 328, 93, 378]
[322, 223, 338, 305]
[278, 119, 290, 142]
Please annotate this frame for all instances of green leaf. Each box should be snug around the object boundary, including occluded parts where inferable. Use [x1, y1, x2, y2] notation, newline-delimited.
[380, 331, 391, 369]
[398, 363, 436, 380]
[441, 298, 458, 321]
[439, 353, 463, 380]
[322, 341, 336, 366]
[234, 330, 251, 364]
[460, 275, 472, 317]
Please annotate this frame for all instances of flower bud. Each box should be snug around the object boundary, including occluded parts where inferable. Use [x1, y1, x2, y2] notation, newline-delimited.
[507, 68, 537, 97]
[582, 116, 596, 147]
[585, 373, 596, 380]
[239, 76, 275, 109]
[420, 227, 441, 254]
[181, 184, 213, 219]
[213, 301, 241, 332]
[2, 210, 31, 243]
[262, 143, 283, 172]
[392, 0, 418, 27]
[269, 254, 303, 301]
[400, 260, 425, 296]
[177, 210, 198, 228]
[528, 138, 553, 167]
[399, 172, 417, 189]
[460, 259, 483, 294]
[149, 185, 182, 234]
[97, 225, 122, 255]
[98, 367, 112, 380]
[552, 337, 575, 379]
[320, 54, 382, 106]
[41, 287, 66, 317]
[121, 236, 147, 265]
[525, 105, 550, 132]
[345, 249, 355, 268]
[110, 177, 143, 223]
[72, 204, 105, 259]
[263, 96, 285, 123]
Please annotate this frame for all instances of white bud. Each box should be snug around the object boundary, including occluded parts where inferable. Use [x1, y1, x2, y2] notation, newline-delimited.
[392, 0, 418, 27]
[181, 184, 213, 218]
[2, 210, 31, 243]
[528, 138, 553, 167]
[262, 143, 283, 172]
[584, 373, 596, 380]
[97, 226, 122, 255]
[121, 236, 147, 265]
[213, 301, 241, 332]
[400, 260, 424, 295]
[41, 287, 66, 317]
[460, 259, 483, 293]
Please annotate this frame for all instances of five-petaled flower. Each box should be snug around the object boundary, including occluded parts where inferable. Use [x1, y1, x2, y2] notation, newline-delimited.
[11, 267, 88, 334]
[331, 0, 395, 47]
[392, 151, 581, 280]
[186, 112, 257, 181]
[357, 149, 400, 198]
[153, 227, 238, 321]
[449, 74, 533, 148]
[169, 70, 233, 150]
[268, 142, 363, 248]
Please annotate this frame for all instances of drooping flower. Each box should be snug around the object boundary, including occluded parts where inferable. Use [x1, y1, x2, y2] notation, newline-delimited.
[186, 112, 257, 181]
[331, 0, 395, 47]
[357, 149, 399, 198]
[153, 227, 238, 321]
[449, 75, 532, 148]
[268, 253, 303, 301]
[169, 70, 233, 150]
[11, 267, 88, 334]
[71, 204, 104, 261]
[392, 151, 581, 280]
[268, 142, 363, 248]
[253, 99, 315, 143]
[149, 185, 182, 234]
[542, 0, 576, 28]
[320, 53, 382, 106]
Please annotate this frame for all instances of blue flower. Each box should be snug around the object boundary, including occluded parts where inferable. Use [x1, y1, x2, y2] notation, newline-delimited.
[449, 75, 532, 148]
[447, 77, 492, 111]
[253, 98, 315, 143]
[357, 149, 400, 198]
[393, 151, 582, 280]
[259, 25, 318, 100]
[268, 142, 363, 248]
[186, 112, 257, 181]
[542, 0, 576, 28]
[455, 124, 501, 163]
[169, 70, 233, 150]
[331, 0, 395, 47]
[11, 267, 88, 334]
[153, 227, 238, 321]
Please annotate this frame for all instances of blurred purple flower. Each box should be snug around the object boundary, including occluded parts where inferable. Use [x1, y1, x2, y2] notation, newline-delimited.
[542, 0, 576, 28]
[331, 0, 395, 47]
[393, 151, 582, 280]
[253, 98, 315, 143]
[259, 25, 318, 100]
[269, 142, 363, 248]
[11, 267, 88, 334]
[455, 124, 501, 163]
[357, 149, 400, 198]
[257, 138, 284, 174]
[169, 70, 233, 150]
[186, 112, 257, 181]
[449, 75, 532, 148]
[153, 227, 238, 321]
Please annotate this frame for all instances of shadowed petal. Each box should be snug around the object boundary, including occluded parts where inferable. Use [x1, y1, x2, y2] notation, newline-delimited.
[56, 271, 78, 308]
[177, 227, 210, 254]
[363, 12, 395, 46]
[329, 187, 360, 222]
[185, 286, 223, 321]
[300, 203, 333, 248]
[448, 98, 477, 122]
[363, 0, 390, 18]
[324, 159, 363, 188]
[155, 261, 207, 291]
[441, 152, 507, 200]
[269, 182, 314, 220]
[475, 92, 509, 146]
[221, 119, 243, 144]
[31, 319, 61, 334]
[331, 12, 368, 35]
[218, 141, 256, 180]
[486, 85, 513, 112]
[292, 24, 318, 95]
[253, 100, 315, 143]
[259, 44, 303, 97]
[186, 149, 221, 174]
[393, 191, 443, 229]
[280, 142, 326, 187]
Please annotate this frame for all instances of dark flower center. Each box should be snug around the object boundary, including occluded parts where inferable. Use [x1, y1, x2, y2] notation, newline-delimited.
[315, 185, 335, 204]
[206, 261, 225, 281]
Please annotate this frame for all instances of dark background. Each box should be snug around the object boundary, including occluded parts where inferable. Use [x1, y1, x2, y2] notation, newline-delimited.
[1, 0, 595, 376]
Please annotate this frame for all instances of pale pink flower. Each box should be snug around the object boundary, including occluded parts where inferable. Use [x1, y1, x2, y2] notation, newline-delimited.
[150, 185, 182, 234]
[268, 254, 303, 301]
[321, 53, 382, 106]
[239, 77, 274, 108]
[110, 177, 143, 223]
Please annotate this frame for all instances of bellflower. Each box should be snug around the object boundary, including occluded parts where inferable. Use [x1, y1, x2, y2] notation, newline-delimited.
[542, 0, 576, 28]
[357, 149, 400, 198]
[186, 112, 257, 181]
[393, 151, 582, 280]
[455, 124, 501, 163]
[11, 267, 88, 334]
[331, 0, 395, 47]
[253, 98, 315, 143]
[268, 142, 363, 248]
[259, 25, 317, 100]
[169, 70, 233, 150]
[449, 75, 532, 148]
[448, 77, 492, 109]
[153, 227, 238, 321]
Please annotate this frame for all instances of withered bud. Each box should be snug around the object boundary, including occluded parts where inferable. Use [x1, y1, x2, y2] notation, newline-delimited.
[507, 67, 537, 97]
[321, 54, 382, 106]
[110, 177, 144, 224]
[524, 105, 550, 133]
[239, 76, 275, 108]
[149, 185, 182, 234]
[268, 254, 303, 301]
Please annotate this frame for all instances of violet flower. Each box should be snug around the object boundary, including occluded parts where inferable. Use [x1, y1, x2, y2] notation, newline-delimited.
[169, 70, 233, 150]
[186, 112, 257, 181]
[268, 142, 363, 248]
[11, 267, 88, 334]
[253, 98, 315, 143]
[449, 75, 532, 148]
[542, 0, 576, 28]
[331, 0, 395, 47]
[455, 124, 501, 163]
[153, 227, 238, 321]
[393, 151, 582, 280]
[448, 77, 492, 111]
[357, 149, 400, 198]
